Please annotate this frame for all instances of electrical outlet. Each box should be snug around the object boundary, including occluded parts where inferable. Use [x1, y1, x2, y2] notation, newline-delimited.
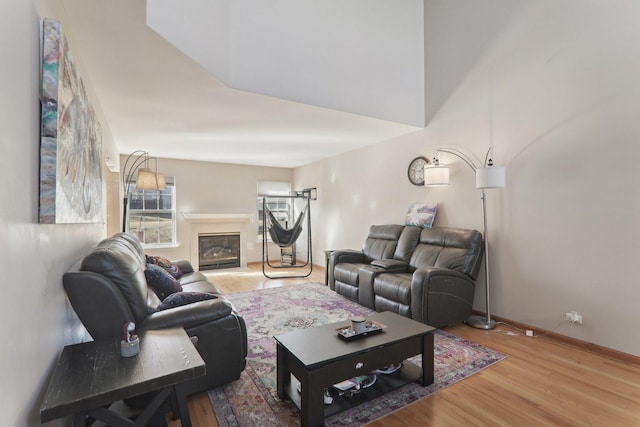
[565, 311, 583, 324]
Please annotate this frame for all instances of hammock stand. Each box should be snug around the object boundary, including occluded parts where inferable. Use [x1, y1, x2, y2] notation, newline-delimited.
[261, 194, 312, 279]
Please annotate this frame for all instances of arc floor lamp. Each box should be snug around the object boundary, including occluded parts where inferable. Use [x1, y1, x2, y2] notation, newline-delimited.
[121, 150, 166, 232]
[424, 147, 506, 330]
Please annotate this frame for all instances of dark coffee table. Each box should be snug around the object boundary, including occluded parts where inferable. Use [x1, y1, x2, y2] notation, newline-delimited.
[274, 311, 435, 427]
[40, 328, 205, 427]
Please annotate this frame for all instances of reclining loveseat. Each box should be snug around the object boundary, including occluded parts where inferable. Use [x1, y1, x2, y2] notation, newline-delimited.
[63, 233, 247, 397]
[328, 225, 483, 328]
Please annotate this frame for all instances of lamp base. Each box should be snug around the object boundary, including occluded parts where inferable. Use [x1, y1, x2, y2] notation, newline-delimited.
[464, 315, 496, 330]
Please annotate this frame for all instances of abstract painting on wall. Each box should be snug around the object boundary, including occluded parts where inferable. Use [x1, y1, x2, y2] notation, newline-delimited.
[39, 18, 103, 224]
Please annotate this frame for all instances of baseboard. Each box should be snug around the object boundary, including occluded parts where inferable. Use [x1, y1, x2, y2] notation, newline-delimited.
[473, 311, 640, 365]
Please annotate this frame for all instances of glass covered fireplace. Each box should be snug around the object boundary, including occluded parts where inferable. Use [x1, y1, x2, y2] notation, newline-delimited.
[198, 233, 240, 270]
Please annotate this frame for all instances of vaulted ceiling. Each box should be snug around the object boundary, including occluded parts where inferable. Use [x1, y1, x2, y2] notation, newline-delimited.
[63, 0, 427, 167]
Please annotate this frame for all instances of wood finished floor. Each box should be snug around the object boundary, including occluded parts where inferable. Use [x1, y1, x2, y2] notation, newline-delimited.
[169, 263, 640, 426]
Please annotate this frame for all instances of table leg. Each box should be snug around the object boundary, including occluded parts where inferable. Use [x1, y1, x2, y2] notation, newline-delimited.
[72, 413, 86, 427]
[78, 388, 171, 427]
[173, 386, 192, 427]
[300, 372, 324, 427]
[276, 343, 290, 399]
[135, 387, 172, 424]
[422, 332, 435, 386]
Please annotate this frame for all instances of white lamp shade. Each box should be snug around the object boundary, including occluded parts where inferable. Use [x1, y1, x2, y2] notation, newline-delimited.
[424, 164, 450, 186]
[155, 172, 167, 190]
[476, 166, 506, 189]
[135, 168, 167, 190]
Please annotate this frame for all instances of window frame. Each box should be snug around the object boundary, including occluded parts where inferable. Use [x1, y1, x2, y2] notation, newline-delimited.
[126, 176, 177, 248]
[257, 180, 292, 242]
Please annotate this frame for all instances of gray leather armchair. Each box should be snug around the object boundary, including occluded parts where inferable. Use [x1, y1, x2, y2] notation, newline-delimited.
[63, 233, 247, 396]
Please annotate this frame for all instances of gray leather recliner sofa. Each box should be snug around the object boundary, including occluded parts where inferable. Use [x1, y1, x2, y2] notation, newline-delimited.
[63, 233, 248, 397]
[328, 225, 483, 328]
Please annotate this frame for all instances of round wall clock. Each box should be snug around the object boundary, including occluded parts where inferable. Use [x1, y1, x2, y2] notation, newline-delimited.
[407, 156, 429, 186]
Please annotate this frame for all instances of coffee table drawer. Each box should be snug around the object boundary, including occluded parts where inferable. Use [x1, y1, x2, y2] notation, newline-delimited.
[311, 336, 424, 386]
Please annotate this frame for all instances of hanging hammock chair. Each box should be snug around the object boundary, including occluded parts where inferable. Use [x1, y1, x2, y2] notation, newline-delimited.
[261, 195, 313, 279]
[266, 204, 307, 248]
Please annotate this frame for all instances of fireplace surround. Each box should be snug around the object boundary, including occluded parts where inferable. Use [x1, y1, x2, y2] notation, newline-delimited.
[183, 213, 252, 271]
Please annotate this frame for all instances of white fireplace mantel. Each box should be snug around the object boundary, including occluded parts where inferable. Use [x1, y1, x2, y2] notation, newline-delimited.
[183, 213, 253, 223]
[182, 213, 253, 270]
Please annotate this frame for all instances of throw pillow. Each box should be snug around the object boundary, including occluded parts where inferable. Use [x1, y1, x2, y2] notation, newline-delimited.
[144, 264, 183, 300]
[157, 292, 217, 311]
[146, 255, 183, 279]
[405, 203, 438, 228]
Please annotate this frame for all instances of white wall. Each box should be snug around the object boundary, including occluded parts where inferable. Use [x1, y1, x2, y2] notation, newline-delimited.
[147, 0, 426, 126]
[145, 157, 293, 264]
[296, 0, 640, 357]
[1, 1, 115, 426]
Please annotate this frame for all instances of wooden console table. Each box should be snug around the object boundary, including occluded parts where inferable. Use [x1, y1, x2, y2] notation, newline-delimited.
[40, 328, 205, 427]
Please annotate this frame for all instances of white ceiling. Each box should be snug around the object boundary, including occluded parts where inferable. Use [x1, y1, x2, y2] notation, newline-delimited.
[62, 0, 424, 168]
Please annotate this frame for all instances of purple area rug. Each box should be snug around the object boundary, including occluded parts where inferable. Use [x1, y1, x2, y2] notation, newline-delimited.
[209, 282, 505, 427]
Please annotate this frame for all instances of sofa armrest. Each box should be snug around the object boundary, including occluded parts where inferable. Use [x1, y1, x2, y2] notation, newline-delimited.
[63, 271, 136, 341]
[410, 267, 476, 328]
[356, 265, 383, 309]
[358, 260, 408, 309]
[327, 250, 364, 289]
[141, 298, 233, 331]
[370, 259, 409, 272]
[330, 250, 364, 265]
[173, 259, 195, 274]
